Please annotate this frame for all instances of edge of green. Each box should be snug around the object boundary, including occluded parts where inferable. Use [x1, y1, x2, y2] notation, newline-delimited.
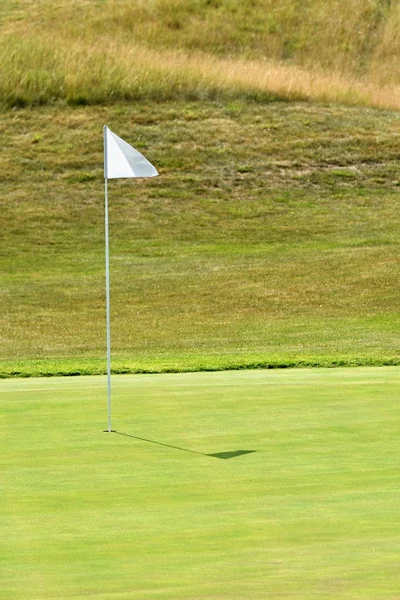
[1, 354, 399, 379]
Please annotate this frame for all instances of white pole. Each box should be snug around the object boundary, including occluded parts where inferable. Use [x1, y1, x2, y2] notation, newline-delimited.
[104, 126, 112, 433]
[105, 177, 112, 432]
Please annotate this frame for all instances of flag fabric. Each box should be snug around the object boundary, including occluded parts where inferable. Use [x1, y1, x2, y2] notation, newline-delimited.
[104, 125, 158, 179]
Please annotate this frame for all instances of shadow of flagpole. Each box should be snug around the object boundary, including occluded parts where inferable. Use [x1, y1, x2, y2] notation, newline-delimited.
[112, 431, 256, 460]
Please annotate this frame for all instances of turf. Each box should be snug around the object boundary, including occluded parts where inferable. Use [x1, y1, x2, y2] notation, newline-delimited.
[2, 367, 399, 599]
[1, 101, 399, 377]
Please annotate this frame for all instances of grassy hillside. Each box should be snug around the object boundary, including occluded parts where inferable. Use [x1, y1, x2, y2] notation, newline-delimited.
[0, 0, 400, 108]
[1, 100, 399, 377]
[1, 1, 399, 377]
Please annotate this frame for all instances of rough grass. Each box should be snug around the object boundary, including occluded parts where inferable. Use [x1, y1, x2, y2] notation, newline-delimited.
[0, 0, 400, 109]
[1, 101, 399, 376]
[2, 368, 400, 599]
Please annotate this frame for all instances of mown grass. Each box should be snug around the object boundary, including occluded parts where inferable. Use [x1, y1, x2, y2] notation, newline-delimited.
[1, 101, 399, 376]
[0, 0, 400, 109]
[2, 368, 400, 599]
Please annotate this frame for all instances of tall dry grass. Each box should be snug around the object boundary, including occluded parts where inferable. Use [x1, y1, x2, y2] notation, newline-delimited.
[1, 0, 399, 109]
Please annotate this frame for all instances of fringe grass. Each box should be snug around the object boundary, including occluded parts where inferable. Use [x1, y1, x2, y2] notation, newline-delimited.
[1, 355, 400, 379]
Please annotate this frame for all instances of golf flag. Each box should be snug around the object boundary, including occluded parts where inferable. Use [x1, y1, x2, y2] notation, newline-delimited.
[102, 125, 159, 432]
[103, 125, 158, 179]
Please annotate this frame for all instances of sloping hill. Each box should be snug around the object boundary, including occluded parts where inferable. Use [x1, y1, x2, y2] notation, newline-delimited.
[1, 100, 399, 376]
[0, 2, 399, 376]
[1, 0, 399, 108]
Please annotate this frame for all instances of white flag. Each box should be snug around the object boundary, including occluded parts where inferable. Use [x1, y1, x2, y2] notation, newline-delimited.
[103, 125, 158, 179]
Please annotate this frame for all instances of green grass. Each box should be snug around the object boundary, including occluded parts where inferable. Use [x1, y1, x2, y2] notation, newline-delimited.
[2, 367, 400, 599]
[1, 101, 399, 376]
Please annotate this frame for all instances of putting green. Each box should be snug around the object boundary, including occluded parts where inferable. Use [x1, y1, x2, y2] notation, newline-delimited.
[2, 368, 399, 599]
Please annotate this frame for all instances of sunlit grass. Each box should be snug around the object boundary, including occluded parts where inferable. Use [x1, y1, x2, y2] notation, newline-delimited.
[2, 368, 400, 599]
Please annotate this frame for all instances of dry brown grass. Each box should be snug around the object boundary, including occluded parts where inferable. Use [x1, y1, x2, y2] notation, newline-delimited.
[1, 0, 400, 109]
[1, 30, 400, 110]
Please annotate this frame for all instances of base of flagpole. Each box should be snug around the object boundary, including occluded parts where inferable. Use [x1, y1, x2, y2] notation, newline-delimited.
[103, 429, 116, 433]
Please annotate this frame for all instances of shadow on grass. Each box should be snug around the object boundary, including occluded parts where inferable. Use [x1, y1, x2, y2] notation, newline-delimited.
[113, 431, 256, 460]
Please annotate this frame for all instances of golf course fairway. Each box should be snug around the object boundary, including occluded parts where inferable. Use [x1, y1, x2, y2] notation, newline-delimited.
[2, 367, 399, 599]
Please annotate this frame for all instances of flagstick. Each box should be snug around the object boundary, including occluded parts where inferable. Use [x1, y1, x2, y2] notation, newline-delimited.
[104, 175, 112, 433]
[103, 123, 158, 433]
